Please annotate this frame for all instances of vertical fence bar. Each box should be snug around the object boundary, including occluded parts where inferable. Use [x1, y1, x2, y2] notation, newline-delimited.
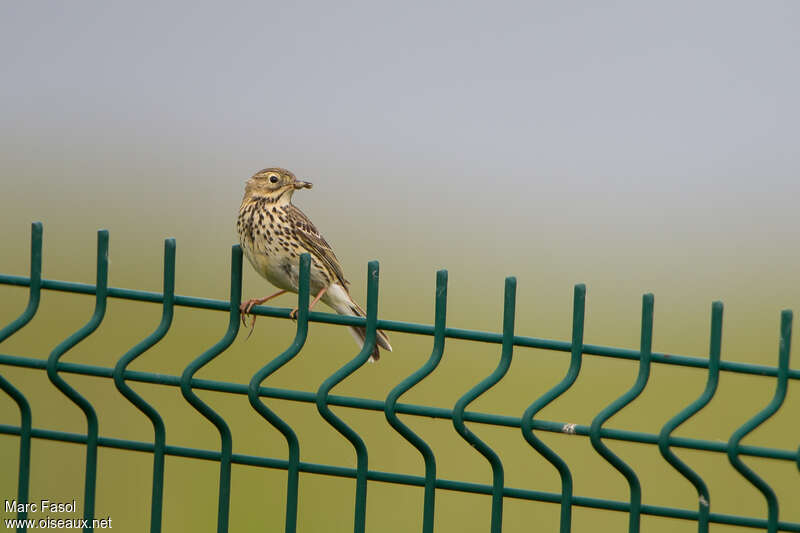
[727, 310, 793, 533]
[0, 222, 43, 339]
[179, 244, 242, 533]
[384, 269, 448, 533]
[248, 253, 311, 533]
[45, 229, 109, 531]
[521, 283, 586, 533]
[452, 276, 517, 533]
[112, 238, 176, 533]
[0, 222, 42, 529]
[3, 222, 800, 533]
[658, 301, 723, 533]
[316, 260, 381, 533]
[0, 377, 32, 532]
[589, 293, 654, 533]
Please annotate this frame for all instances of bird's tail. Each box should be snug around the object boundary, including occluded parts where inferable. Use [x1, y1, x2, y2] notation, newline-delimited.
[333, 296, 392, 363]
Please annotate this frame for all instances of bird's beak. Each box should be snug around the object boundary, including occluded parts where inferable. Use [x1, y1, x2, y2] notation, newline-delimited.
[294, 180, 313, 190]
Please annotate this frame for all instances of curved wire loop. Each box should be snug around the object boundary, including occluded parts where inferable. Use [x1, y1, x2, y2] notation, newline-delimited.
[248, 253, 311, 533]
[179, 244, 242, 533]
[0, 221, 42, 524]
[46, 229, 109, 529]
[452, 276, 516, 533]
[727, 310, 792, 533]
[316, 260, 381, 533]
[658, 301, 723, 533]
[384, 269, 448, 533]
[521, 283, 585, 533]
[0, 222, 43, 341]
[589, 293, 654, 533]
[2, 224, 799, 533]
[112, 238, 176, 533]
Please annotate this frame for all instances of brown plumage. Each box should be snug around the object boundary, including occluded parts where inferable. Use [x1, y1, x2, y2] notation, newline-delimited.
[237, 167, 392, 361]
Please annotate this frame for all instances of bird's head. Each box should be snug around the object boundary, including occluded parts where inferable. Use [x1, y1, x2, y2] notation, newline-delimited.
[244, 167, 312, 201]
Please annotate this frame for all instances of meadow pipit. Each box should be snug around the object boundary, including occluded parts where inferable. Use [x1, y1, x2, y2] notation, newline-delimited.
[237, 167, 392, 361]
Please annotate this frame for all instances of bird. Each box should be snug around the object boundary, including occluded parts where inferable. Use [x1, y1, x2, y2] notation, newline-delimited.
[236, 167, 392, 362]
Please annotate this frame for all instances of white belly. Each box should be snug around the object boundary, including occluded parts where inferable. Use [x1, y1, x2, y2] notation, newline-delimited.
[242, 239, 331, 296]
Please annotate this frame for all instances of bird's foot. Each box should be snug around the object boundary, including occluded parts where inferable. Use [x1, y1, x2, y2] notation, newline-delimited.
[288, 286, 325, 321]
[238, 290, 290, 339]
[240, 298, 267, 339]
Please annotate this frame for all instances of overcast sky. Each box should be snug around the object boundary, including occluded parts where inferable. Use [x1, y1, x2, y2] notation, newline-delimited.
[1, 1, 798, 302]
[3, 2, 798, 184]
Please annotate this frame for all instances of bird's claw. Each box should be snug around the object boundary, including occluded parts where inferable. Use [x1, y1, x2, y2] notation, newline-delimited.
[239, 299, 261, 339]
[289, 307, 298, 321]
[246, 314, 256, 340]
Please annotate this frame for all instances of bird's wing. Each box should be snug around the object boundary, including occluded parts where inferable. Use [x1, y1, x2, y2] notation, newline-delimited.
[286, 204, 349, 287]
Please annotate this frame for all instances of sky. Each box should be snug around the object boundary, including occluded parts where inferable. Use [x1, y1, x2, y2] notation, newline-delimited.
[3, 2, 798, 203]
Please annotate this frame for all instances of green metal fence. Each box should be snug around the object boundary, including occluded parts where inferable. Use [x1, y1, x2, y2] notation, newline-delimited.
[0, 222, 797, 533]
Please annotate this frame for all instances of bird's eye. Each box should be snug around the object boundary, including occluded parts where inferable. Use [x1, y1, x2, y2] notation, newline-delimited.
[269, 175, 279, 183]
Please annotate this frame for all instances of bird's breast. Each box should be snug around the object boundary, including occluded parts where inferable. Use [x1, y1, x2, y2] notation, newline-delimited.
[238, 204, 331, 294]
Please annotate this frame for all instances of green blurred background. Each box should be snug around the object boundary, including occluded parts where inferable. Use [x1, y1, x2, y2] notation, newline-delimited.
[1, 2, 798, 531]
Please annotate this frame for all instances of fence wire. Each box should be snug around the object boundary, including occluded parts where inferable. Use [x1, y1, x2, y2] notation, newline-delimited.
[0, 222, 797, 533]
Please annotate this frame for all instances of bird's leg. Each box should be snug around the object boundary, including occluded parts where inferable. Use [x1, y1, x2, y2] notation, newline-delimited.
[289, 286, 328, 320]
[240, 290, 288, 338]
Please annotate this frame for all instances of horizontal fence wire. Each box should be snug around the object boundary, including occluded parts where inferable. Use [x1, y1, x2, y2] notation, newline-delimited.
[0, 222, 798, 533]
